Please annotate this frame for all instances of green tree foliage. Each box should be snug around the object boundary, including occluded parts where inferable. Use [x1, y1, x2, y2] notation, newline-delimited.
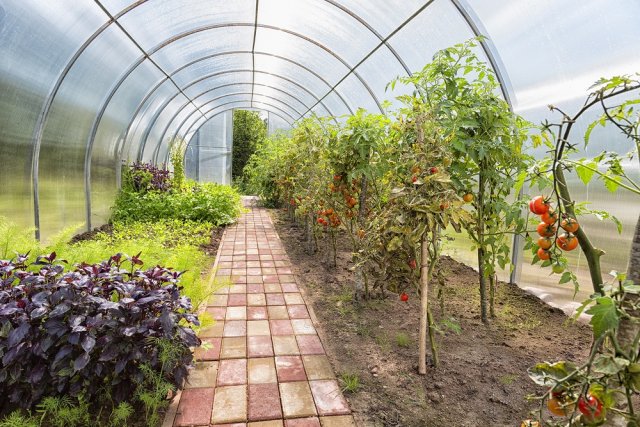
[232, 110, 267, 181]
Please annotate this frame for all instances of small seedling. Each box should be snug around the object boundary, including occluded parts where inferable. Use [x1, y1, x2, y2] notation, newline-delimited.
[339, 372, 361, 393]
[395, 332, 411, 348]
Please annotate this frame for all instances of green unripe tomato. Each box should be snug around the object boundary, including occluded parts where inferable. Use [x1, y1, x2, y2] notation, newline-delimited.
[552, 263, 565, 274]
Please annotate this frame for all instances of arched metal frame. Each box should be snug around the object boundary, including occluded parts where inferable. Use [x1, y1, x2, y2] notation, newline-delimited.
[26, 0, 519, 238]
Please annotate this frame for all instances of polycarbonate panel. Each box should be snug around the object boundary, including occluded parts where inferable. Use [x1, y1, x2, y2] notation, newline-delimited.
[267, 112, 292, 134]
[153, 106, 198, 164]
[140, 96, 195, 161]
[125, 80, 182, 161]
[310, 104, 332, 119]
[150, 26, 254, 73]
[252, 73, 317, 108]
[321, 91, 352, 117]
[354, 45, 412, 107]
[253, 86, 310, 113]
[252, 94, 302, 119]
[388, 0, 474, 73]
[254, 55, 330, 100]
[182, 71, 254, 99]
[177, 110, 211, 141]
[99, 0, 134, 15]
[334, 74, 380, 113]
[91, 60, 165, 227]
[337, 0, 427, 37]
[171, 52, 253, 87]
[117, 0, 255, 52]
[198, 94, 253, 115]
[0, 0, 106, 229]
[258, 0, 379, 65]
[39, 26, 141, 239]
[467, 0, 640, 112]
[185, 111, 233, 184]
[254, 27, 350, 86]
[191, 84, 254, 109]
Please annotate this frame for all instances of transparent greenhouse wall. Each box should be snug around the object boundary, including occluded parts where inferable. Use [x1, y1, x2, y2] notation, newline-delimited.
[267, 112, 291, 135]
[184, 111, 232, 185]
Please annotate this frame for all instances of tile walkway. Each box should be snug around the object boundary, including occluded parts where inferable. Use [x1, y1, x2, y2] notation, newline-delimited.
[164, 198, 355, 427]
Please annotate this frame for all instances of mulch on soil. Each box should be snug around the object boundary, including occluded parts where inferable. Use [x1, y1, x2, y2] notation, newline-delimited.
[271, 210, 593, 427]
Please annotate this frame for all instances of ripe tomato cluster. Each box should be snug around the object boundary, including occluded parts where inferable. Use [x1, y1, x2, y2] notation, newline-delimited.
[317, 208, 341, 227]
[530, 196, 580, 267]
[543, 389, 604, 425]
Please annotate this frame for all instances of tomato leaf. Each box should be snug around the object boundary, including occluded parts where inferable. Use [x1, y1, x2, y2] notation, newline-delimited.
[592, 354, 629, 375]
[559, 271, 572, 284]
[528, 361, 577, 386]
[586, 297, 619, 338]
[575, 161, 596, 185]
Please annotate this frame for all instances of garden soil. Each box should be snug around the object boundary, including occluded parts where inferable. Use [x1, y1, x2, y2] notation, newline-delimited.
[271, 210, 593, 427]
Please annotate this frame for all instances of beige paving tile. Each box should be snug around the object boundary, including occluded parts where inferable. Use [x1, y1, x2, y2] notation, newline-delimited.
[302, 355, 334, 380]
[272, 335, 299, 356]
[248, 357, 277, 384]
[283, 293, 305, 305]
[279, 381, 317, 418]
[227, 306, 247, 320]
[309, 380, 350, 416]
[319, 416, 356, 426]
[267, 306, 289, 320]
[248, 420, 284, 427]
[209, 294, 229, 307]
[247, 320, 271, 336]
[230, 284, 247, 294]
[248, 293, 267, 306]
[221, 337, 247, 359]
[264, 283, 283, 293]
[200, 321, 224, 338]
[184, 361, 218, 389]
[291, 319, 316, 335]
[212, 385, 247, 424]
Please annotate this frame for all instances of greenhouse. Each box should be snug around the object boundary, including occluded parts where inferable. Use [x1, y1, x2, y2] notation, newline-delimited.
[0, 0, 639, 426]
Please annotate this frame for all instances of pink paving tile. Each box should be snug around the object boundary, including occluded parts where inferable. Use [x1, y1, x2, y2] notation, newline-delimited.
[224, 320, 247, 337]
[266, 293, 286, 306]
[247, 268, 263, 276]
[217, 358, 247, 386]
[247, 336, 274, 358]
[275, 356, 307, 382]
[247, 283, 265, 294]
[194, 337, 222, 361]
[247, 306, 268, 320]
[309, 380, 350, 416]
[259, 255, 273, 261]
[276, 268, 293, 275]
[296, 335, 325, 355]
[287, 305, 310, 319]
[232, 268, 247, 276]
[232, 261, 247, 268]
[207, 307, 227, 320]
[285, 418, 321, 427]
[248, 383, 282, 421]
[228, 294, 248, 306]
[247, 249, 259, 255]
[262, 275, 280, 284]
[270, 319, 294, 335]
[246, 261, 261, 268]
[212, 423, 247, 427]
[261, 261, 275, 268]
[280, 283, 299, 293]
[247, 255, 260, 261]
[174, 387, 214, 426]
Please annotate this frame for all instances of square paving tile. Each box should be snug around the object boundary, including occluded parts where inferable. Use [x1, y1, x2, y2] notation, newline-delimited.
[210, 294, 229, 307]
[247, 284, 265, 294]
[296, 335, 324, 355]
[217, 358, 247, 386]
[221, 337, 247, 359]
[214, 285, 230, 294]
[291, 319, 316, 335]
[224, 320, 247, 337]
[247, 306, 268, 320]
[309, 381, 350, 416]
[263, 275, 280, 284]
[301, 355, 334, 380]
[279, 381, 317, 418]
[261, 267, 277, 275]
[246, 275, 264, 284]
[275, 356, 307, 382]
[267, 306, 289, 320]
[247, 336, 274, 358]
[226, 306, 247, 320]
[230, 284, 248, 294]
[247, 320, 271, 336]
[217, 269, 232, 276]
[287, 305, 310, 319]
[248, 421, 283, 427]
[195, 337, 222, 361]
[270, 319, 294, 335]
[175, 387, 214, 426]
[266, 294, 286, 306]
[264, 283, 283, 293]
[319, 416, 356, 427]
[247, 268, 263, 276]
[185, 361, 218, 388]
[246, 261, 261, 268]
[272, 335, 300, 356]
[233, 276, 248, 284]
[284, 293, 305, 305]
[207, 307, 227, 320]
[248, 357, 277, 384]
[249, 383, 282, 421]
[228, 294, 248, 306]
[280, 283, 299, 293]
[200, 322, 224, 338]
[248, 294, 267, 306]
[285, 418, 321, 427]
[212, 385, 247, 424]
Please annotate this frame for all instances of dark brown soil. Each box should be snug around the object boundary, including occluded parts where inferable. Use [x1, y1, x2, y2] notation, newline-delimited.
[69, 223, 113, 243]
[271, 211, 593, 427]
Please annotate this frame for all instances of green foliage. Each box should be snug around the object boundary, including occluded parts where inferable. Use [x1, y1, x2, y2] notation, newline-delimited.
[339, 372, 361, 393]
[233, 110, 267, 181]
[170, 137, 188, 191]
[395, 332, 411, 348]
[36, 396, 90, 427]
[0, 412, 38, 427]
[109, 402, 133, 427]
[0, 217, 40, 259]
[112, 179, 242, 226]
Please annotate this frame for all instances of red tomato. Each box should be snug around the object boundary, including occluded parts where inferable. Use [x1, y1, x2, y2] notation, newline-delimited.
[408, 259, 417, 270]
[556, 233, 579, 251]
[529, 196, 550, 215]
[429, 167, 438, 174]
[547, 396, 570, 416]
[537, 222, 557, 237]
[541, 210, 558, 225]
[537, 248, 551, 260]
[411, 175, 418, 183]
[400, 292, 409, 302]
[462, 193, 474, 203]
[334, 175, 342, 181]
[578, 394, 604, 423]
[537, 237, 553, 250]
[561, 218, 580, 233]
